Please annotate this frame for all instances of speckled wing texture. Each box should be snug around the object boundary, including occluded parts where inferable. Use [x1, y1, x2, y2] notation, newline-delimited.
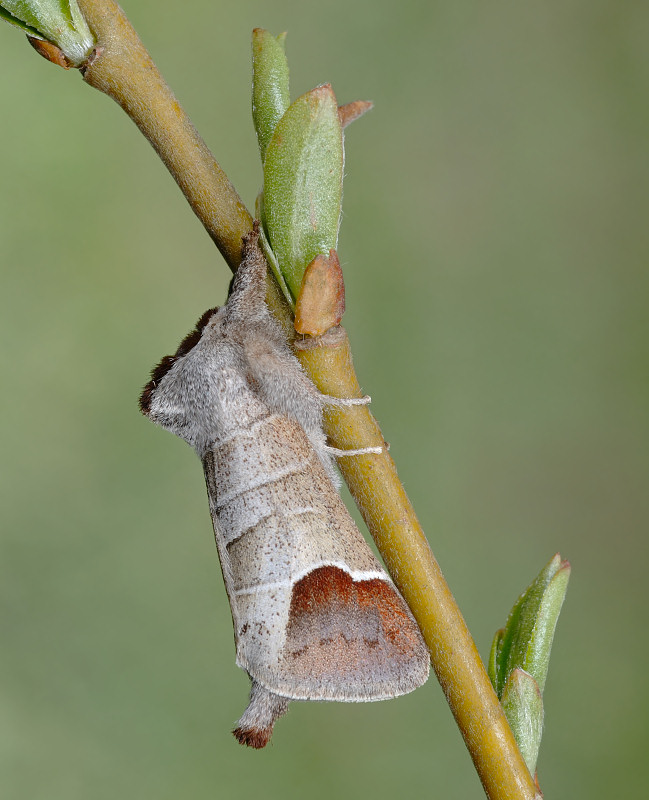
[140, 224, 429, 748]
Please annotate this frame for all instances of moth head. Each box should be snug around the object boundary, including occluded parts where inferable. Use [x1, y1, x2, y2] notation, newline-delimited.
[139, 307, 220, 417]
[140, 308, 243, 453]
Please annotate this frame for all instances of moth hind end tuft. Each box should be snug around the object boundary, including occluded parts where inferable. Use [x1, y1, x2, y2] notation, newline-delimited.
[232, 679, 290, 749]
[232, 724, 273, 750]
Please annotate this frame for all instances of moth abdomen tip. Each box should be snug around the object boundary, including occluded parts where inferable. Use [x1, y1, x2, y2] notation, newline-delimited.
[233, 681, 290, 748]
[232, 724, 273, 749]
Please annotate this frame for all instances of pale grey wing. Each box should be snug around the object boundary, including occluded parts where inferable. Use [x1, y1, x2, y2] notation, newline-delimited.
[209, 412, 429, 702]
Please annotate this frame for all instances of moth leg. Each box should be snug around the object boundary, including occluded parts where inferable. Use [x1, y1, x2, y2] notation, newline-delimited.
[321, 396, 383, 457]
[232, 680, 290, 749]
[325, 445, 383, 457]
[321, 394, 372, 407]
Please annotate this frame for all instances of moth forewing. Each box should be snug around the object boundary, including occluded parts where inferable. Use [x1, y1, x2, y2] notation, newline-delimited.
[207, 411, 427, 697]
[140, 225, 429, 748]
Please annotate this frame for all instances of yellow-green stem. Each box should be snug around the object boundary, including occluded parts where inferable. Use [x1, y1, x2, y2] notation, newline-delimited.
[76, 0, 291, 326]
[296, 329, 539, 800]
[77, 0, 251, 271]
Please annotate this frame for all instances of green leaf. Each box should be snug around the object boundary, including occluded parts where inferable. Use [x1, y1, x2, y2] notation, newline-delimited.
[252, 28, 290, 161]
[493, 553, 570, 697]
[488, 627, 504, 689]
[254, 191, 294, 309]
[489, 554, 570, 779]
[0, 0, 94, 66]
[0, 6, 42, 36]
[523, 561, 571, 693]
[501, 668, 544, 776]
[1, 0, 47, 31]
[262, 83, 343, 300]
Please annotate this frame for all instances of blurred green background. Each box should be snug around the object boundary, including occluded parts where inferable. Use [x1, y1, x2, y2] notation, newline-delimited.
[1, 1, 647, 797]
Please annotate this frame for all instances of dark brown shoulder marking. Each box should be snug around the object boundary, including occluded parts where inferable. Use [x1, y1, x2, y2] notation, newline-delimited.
[139, 307, 218, 415]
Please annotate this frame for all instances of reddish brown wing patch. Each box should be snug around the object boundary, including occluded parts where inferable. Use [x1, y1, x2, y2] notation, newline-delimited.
[284, 566, 426, 695]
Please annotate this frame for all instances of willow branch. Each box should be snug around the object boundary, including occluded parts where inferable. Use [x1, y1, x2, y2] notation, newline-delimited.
[77, 0, 291, 325]
[72, 2, 539, 797]
[296, 330, 539, 800]
[77, 0, 249, 270]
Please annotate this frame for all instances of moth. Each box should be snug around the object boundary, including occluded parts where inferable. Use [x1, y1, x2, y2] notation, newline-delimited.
[140, 225, 429, 747]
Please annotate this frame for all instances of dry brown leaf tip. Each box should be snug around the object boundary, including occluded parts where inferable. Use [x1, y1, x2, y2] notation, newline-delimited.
[294, 249, 346, 337]
[338, 100, 373, 129]
[27, 36, 72, 69]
